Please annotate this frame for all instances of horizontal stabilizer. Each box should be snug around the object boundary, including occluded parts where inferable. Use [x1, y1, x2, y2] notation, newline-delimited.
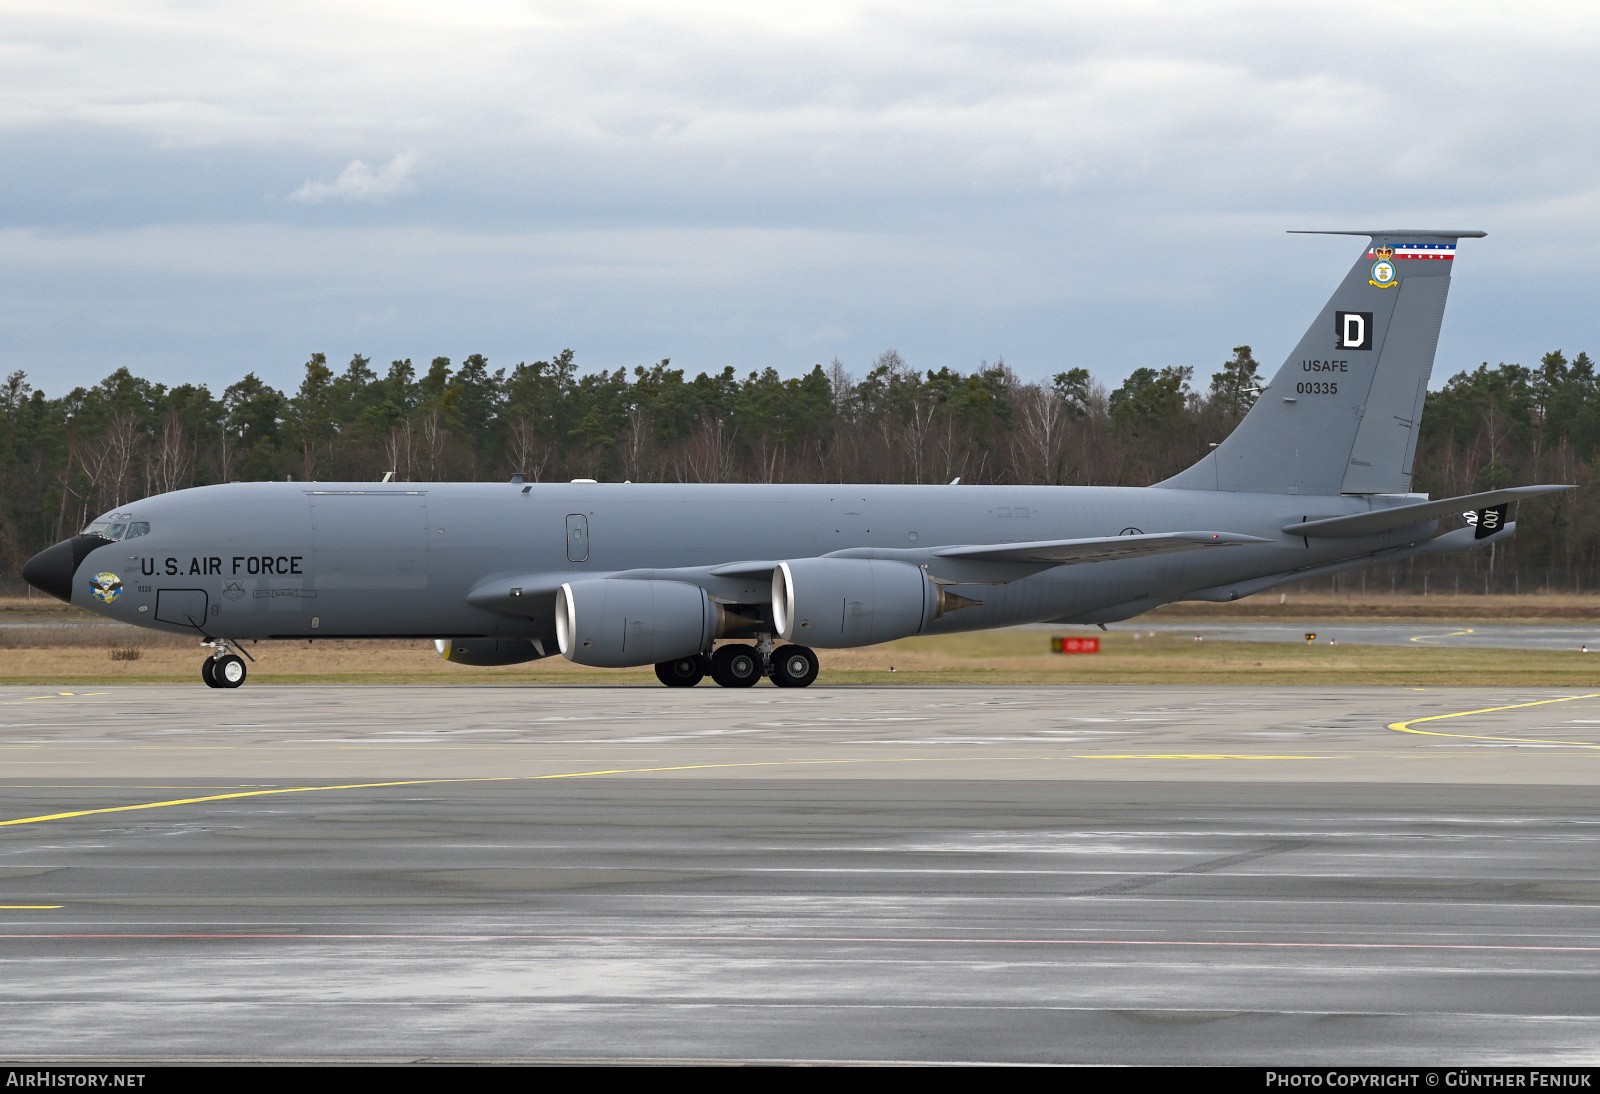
[1178, 521, 1517, 605]
[1281, 485, 1573, 538]
[1287, 229, 1487, 239]
[933, 531, 1268, 565]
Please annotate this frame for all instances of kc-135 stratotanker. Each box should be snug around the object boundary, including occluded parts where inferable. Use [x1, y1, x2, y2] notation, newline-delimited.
[22, 231, 1573, 688]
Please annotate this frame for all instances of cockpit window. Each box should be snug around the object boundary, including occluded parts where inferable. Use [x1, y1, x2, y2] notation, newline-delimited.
[80, 520, 150, 541]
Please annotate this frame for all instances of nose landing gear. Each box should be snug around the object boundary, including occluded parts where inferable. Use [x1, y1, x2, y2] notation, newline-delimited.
[200, 639, 250, 689]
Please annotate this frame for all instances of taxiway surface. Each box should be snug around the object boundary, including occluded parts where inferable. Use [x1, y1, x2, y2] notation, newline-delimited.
[3, 684, 1600, 1064]
[1111, 621, 1600, 650]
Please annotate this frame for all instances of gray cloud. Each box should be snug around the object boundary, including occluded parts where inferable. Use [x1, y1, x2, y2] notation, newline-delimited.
[0, 1, 1596, 394]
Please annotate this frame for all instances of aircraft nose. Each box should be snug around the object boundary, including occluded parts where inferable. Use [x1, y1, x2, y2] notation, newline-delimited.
[21, 535, 108, 603]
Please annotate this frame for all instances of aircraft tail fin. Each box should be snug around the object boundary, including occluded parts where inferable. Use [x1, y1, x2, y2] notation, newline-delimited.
[1159, 229, 1485, 496]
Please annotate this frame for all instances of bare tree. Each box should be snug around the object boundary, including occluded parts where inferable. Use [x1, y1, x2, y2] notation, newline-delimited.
[420, 409, 449, 482]
[506, 416, 552, 483]
[685, 413, 733, 483]
[145, 412, 194, 496]
[384, 420, 415, 481]
[826, 357, 853, 416]
[70, 412, 145, 519]
[618, 404, 653, 482]
[100, 411, 145, 510]
[899, 389, 938, 483]
[1013, 383, 1066, 484]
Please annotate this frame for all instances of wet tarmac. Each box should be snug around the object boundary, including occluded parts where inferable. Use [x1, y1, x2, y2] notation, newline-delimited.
[1104, 622, 1600, 650]
[3, 684, 1600, 1063]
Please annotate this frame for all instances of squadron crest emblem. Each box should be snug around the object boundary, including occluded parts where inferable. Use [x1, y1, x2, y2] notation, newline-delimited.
[1368, 244, 1398, 288]
[90, 572, 123, 603]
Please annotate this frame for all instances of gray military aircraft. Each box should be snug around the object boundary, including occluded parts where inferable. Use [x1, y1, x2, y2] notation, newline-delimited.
[22, 230, 1572, 689]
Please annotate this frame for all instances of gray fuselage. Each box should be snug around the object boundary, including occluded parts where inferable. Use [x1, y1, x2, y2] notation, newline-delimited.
[68, 479, 1431, 644]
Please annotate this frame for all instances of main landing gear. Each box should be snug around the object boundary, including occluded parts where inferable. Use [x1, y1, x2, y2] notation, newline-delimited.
[710, 643, 762, 687]
[653, 641, 819, 689]
[654, 654, 708, 687]
[769, 644, 820, 688]
[200, 639, 249, 689]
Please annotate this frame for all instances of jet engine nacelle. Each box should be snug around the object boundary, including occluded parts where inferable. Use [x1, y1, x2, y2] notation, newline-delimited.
[556, 578, 716, 667]
[772, 557, 936, 648]
[435, 637, 548, 666]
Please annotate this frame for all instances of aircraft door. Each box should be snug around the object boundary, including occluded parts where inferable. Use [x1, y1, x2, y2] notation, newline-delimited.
[566, 514, 589, 563]
[155, 588, 209, 629]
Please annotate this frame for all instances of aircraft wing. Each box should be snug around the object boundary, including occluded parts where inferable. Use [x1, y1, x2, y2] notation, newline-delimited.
[931, 531, 1268, 565]
[1281, 485, 1572, 538]
[464, 532, 1266, 618]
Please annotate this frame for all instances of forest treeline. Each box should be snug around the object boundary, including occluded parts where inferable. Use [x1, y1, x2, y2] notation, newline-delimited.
[1, 346, 1595, 590]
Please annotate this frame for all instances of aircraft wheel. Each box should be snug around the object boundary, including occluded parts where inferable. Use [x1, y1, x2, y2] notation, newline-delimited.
[710, 644, 762, 688]
[200, 658, 221, 688]
[214, 654, 247, 689]
[655, 654, 707, 687]
[769, 644, 819, 688]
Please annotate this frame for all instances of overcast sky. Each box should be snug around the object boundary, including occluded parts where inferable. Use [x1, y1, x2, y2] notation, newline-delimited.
[3, 0, 1597, 399]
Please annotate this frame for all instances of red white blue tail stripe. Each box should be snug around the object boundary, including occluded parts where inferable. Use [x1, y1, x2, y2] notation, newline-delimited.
[1369, 243, 1456, 261]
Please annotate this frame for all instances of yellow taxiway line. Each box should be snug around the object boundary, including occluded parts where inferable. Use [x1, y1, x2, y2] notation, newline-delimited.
[1408, 628, 1476, 644]
[0, 752, 1328, 830]
[1389, 693, 1600, 746]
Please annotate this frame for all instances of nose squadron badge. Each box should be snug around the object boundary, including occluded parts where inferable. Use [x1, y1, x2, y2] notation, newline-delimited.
[90, 572, 123, 603]
[1368, 244, 1398, 288]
